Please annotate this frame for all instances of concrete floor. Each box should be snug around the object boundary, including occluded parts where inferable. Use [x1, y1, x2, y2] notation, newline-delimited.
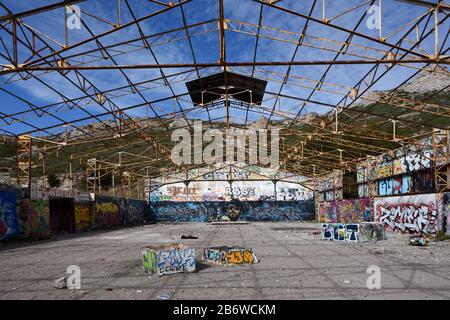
[1, 222, 450, 300]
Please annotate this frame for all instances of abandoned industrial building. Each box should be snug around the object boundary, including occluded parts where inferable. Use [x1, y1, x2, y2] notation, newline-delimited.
[0, 0, 449, 302]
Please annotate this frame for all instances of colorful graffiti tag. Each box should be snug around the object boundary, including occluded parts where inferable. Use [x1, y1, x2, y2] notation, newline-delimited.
[203, 246, 258, 265]
[93, 200, 120, 229]
[143, 245, 196, 276]
[150, 202, 212, 222]
[0, 191, 19, 240]
[375, 194, 438, 234]
[19, 199, 50, 240]
[150, 200, 315, 222]
[321, 223, 360, 242]
[240, 201, 314, 221]
[74, 204, 91, 232]
[318, 198, 372, 223]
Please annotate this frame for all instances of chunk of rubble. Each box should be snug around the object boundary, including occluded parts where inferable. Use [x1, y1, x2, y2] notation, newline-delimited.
[409, 234, 430, 247]
[372, 247, 385, 254]
[53, 277, 68, 289]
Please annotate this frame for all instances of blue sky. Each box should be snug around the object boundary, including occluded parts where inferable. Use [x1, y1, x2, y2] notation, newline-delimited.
[0, 0, 448, 137]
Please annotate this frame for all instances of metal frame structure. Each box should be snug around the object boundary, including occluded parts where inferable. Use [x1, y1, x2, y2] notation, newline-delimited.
[0, 0, 448, 198]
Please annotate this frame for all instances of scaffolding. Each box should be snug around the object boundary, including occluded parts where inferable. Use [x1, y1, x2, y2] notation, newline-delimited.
[0, 0, 446, 195]
[15, 136, 32, 189]
[433, 129, 450, 193]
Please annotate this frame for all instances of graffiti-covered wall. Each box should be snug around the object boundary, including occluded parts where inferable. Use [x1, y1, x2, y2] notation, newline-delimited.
[150, 200, 315, 222]
[93, 196, 121, 229]
[240, 201, 314, 221]
[356, 142, 434, 198]
[0, 191, 20, 240]
[374, 194, 438, 234]
[19, 199, 50, 240]
[93, 196, 150, 228]
[318, 198, 373, 223]
[126, 199, 147, 225]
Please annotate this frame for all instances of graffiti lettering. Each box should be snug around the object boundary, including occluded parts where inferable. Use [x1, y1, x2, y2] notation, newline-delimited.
[322, 223, 360, 242]
[203, 246, 258, 265]
[318, 198, 372, 223]
[375, 194, 438, 234]
[143, 246, 196, 276]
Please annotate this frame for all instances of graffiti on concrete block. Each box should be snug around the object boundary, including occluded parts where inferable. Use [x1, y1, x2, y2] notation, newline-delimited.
[203, 246, 258, 265]
[360, 223, 387, 241]
[375, 194, 438, 234]
[142, 250, 158, 274]
[322, 223, 360, 242]
[0, 191, 19, 240]
[143, 245, 196, 276]
[318, 198, 372, 223]
[74, 204, 91, 232]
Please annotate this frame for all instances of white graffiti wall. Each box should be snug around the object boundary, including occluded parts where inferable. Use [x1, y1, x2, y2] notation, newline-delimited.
[374, 194, 439, 234]
[150, 180, 312, 202]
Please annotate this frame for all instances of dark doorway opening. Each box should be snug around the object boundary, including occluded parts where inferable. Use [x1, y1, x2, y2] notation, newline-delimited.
[49, 198, 75, 234]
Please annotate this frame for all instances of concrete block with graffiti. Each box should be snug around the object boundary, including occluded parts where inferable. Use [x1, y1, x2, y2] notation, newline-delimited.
[360, 222, 387, 241]
[203, 246, 258, 266]
[142, 244, 196, 276]
[321, 223, 360, 242]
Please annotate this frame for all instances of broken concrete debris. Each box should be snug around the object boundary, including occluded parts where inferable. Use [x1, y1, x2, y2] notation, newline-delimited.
[53, 277, 68, 289]
[142, 244, 196, 276]
[372, 247, 385, 254]
[409, 234, 430, 246]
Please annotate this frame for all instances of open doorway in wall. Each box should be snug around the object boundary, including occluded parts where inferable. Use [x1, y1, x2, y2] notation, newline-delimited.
[49, 198, 75, 234]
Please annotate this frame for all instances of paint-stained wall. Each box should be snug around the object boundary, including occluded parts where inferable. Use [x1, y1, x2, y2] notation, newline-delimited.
[318, 198, 373, 223]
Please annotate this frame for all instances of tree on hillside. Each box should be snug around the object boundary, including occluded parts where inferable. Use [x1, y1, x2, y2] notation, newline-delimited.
[47, 174, 61, 188]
